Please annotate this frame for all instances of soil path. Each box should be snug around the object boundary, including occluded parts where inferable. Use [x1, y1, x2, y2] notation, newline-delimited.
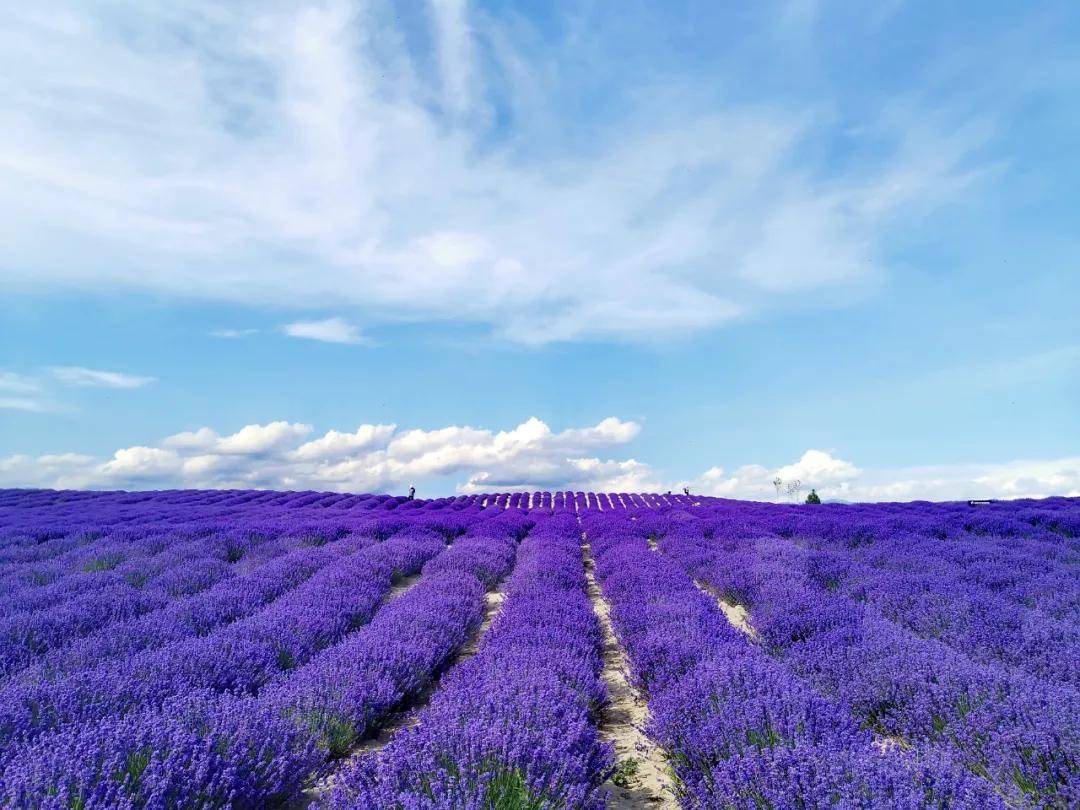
[289, 574, 510, 806]
[352, 584, 506, 755]
[582, 540, 678, 809]
[646, 537, 758, 643]
[693, 580, 759, 642]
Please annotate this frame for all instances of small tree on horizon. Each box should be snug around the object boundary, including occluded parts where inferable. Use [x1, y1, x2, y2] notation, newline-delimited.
[806, 489, 821, 505]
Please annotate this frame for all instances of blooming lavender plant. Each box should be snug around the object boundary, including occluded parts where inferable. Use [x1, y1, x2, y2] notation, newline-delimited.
[326, 513, 611, 809]
[0, 488, 1075, 808]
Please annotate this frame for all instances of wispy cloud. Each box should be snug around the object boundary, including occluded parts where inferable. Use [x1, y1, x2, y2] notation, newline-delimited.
[0, 2, 994, 344]
[0, 397, 54, 413]
[981, 345, 1080, 387]
[282, 317, 367, 345]
[209, 328, 259, 339]
[49, 366, 156, 389]
[0, 372, 40, 395]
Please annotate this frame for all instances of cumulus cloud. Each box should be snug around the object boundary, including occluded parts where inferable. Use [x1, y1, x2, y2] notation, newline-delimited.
[775, 449, 861, 486]
[694, 449, 1080, 502]
[0, 416, 645, 493]
[292, 424, 396, 461]
[49, 367, 156, 389]
[0, 2, 989, 344]
[0, 453, 97, 490]
[3, 420, 1076, 501]
[163, 422, 314, 456]
[100, 447, 181, 479]
[282, 318, 367, 345]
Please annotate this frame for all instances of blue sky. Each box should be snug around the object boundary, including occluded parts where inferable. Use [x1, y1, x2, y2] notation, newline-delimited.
[1, 0, 1078, 499]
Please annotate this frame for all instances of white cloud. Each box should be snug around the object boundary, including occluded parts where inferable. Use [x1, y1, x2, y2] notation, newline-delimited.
[0, 453, 97, 489]
[162, 422, 313, 456]
[0, 416, 644, 493]
[99, 447, 182, 480]
[0, 2, 989, 344]
[0, 373, 56, 412]
[694, 449, 1080, 502]
[428, 0, 476, 118]
[1, 425, 1078, 501]
[292, 424, 396, 461]
[209, 328, 259, 339]
[0, 372, 40, 394]
[215, 422, 314, 454]
[774, 449, 861, 485]
[0, 397, 53, 413]
[49, 366, 155, 389]
[161, 427, 220, 452]
[282, 318, 367, 345]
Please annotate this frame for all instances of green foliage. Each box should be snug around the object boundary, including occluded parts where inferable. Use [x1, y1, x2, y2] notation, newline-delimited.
[483, 767, 550, 810]
[297, 707, 358, 758]
[113, 746, 152, 797]
[611, 757, 640, 788]
[125, 571, 149, 588]
[323, 715, 358, 758]
[275, 648, 296, 672]
[83, 553, 123, 572]
[745, 724, 783, 751]
[805, 489, 822, 505]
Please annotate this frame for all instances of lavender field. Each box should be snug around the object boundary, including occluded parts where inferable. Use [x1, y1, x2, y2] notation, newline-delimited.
[0, 489, 1076, 809]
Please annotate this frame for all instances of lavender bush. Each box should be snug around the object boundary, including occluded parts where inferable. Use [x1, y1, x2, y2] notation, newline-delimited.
[0, 488, 1075, 808]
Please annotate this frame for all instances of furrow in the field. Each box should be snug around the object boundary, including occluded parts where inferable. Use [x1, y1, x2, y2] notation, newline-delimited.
[0, 533, 290, 681]
[324, 514, 610, 808]
[693, 572, 914, 754]
[588, 511, 999, 809]
[15, 530, 370, 682]
[0, 529, 445, 746]
[781, 533, 1080, 687]
[378, 570, 423, 603]
[583, 538, 678, 809]
[296, 566, 513, 806]
[693, 579, 759, 641]
[655, 522, 1076, 806]
[359, 587, 508, 750]
[0, 515, 527, 806]
[649, 529, 759, 642]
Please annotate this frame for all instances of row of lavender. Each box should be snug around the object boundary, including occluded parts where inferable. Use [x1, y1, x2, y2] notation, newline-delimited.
[641, 500, 1078, 808]
[0, 488, 1076, 807]
[329, 513, 611, 807]
[0, 488, 685, 534]
[0, 489, 538, 805]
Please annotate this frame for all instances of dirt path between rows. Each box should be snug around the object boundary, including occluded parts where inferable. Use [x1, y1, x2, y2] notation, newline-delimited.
[383, 571, 422, 602]
[693, 580, 759, 642]
[292, 575, 510, 807]
[645, 537, 759, 644]
[352, 584, 506, 755]
[582, 541, 679, 809]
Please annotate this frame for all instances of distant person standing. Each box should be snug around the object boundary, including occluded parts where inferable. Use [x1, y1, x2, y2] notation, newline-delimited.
[683, 486, 690, 496]
[408, 486, 415, 501]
